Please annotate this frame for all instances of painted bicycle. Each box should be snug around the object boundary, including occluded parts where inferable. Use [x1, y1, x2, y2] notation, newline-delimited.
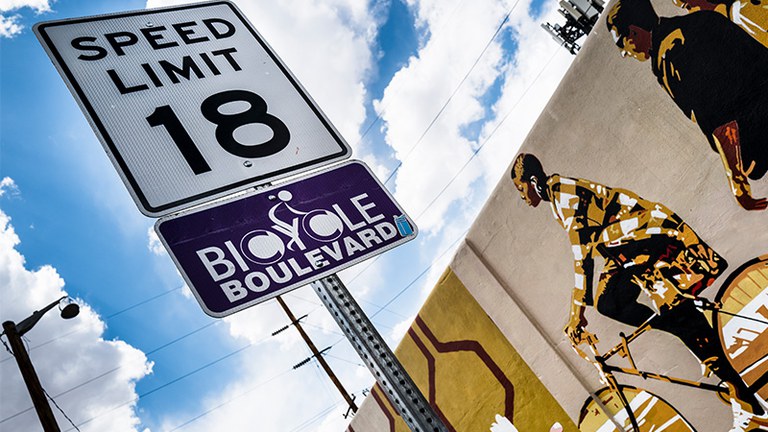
[576, 255, 768, 431]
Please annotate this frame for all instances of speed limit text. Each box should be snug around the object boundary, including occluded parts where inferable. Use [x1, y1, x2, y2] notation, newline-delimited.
[70, 18, 241, 94]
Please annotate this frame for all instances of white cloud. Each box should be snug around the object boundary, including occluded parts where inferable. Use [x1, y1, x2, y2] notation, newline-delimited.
[0, 0, 50, 13]
[152, 284, 372, 432]
[126, 0, 576, 430]
[0, 14, 22, 37]
[377, 0, 573, 235]
[0, 177, 20, 197]
[146, 0, 379, 156]
[137, 1, 381, 429]
[474, 3, 573, 194]
[0, 208, 152, 432]
[390, 312, 415, 342]
[147, 227, 165, 256]
[0, 0, 50, 37]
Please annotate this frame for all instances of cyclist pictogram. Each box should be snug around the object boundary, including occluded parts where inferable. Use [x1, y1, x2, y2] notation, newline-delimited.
[239, 190, 345, 265]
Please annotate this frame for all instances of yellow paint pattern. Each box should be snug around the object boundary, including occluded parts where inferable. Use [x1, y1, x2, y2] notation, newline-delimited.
[374, 268, 577, 431]
[657, 29, 686, 100]
[579, 387, 694, 432]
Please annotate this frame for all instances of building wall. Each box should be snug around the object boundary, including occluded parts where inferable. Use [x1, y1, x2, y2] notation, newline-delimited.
[350, 0, 768, 429]
[348, 268, 578, 431]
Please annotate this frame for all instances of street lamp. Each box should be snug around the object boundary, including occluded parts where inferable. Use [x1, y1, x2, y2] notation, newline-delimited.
[2, 296, 80, 432]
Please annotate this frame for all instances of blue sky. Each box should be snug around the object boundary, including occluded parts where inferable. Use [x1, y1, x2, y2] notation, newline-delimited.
[0, 0, 574, 430]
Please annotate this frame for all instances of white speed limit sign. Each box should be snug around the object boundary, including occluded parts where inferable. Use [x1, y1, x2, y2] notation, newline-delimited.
[35, 1, 351, 217]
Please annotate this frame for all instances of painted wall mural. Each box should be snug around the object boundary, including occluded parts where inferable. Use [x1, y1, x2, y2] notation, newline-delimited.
[606, 0, 768, 211]
[493, 0, 768, 428]
[347, 269, 577, 432]
[510, 153, 766, 428]
[349, 0, 768, 430]
[579, 386, 696, 431]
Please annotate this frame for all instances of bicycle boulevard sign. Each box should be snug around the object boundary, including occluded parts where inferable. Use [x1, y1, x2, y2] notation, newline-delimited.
[155, 161, 418, 317]
[35, 1, 350, 217]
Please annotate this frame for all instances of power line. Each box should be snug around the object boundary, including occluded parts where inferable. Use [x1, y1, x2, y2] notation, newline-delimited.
[288, 289, 409, 320]
[61, 335, 272, 432]
[0, 286, 184, 364]
[351, 0, 467, 157]
[4, 3, 566, 431]
[32, 224, 470, 430]
[382, 0, 522, 186]
[166, 368, 294, 431]
[323, 226, 469, 356]
[338, 39, 564, 319]
[287, 401, 344, 432]
[413, 46, 562, 220]
[0, 320, 223, 425]
[325, 353, 367, 369]
[42, 388, 80, 432]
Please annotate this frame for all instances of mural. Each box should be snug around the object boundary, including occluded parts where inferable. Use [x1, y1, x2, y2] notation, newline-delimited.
[570, 255, 768, 431]
[346, 269, 576, 432]
[510, 153, 765, 426]
[579, 386, 696, 431]
[349, 0, 768, 430]
[671, 0, 768, 48]
[605, 0, 768, 210]
[716, 256, 768, 403]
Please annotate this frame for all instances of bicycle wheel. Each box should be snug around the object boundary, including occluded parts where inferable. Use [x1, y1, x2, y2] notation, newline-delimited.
[239, 229, 285, 264]
[578, 385, 696, 431]
[714, 255, 768, 401]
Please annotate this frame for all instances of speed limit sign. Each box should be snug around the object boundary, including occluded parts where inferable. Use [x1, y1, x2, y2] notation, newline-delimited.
[35, 1, 351, 217]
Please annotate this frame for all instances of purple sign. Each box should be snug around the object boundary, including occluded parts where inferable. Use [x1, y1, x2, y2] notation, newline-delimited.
[156, 160, 417, 317]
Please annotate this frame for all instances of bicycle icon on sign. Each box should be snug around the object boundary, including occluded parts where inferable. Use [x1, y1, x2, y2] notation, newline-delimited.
[238, 190, 346, 265]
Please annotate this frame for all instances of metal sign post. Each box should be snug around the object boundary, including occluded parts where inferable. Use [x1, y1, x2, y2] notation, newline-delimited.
[313, 274, 448, 432]
[37, 3, 447, 429]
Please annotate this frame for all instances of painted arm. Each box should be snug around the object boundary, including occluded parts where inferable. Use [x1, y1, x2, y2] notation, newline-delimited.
[712, 120, 768, 210]
[564, 235, 593, 346]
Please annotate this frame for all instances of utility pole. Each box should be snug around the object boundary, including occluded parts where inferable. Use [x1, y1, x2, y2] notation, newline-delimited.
[2, 320, 61, 432]
[275, 296, 358, 415]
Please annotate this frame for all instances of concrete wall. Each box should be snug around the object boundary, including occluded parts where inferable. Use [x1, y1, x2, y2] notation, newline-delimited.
[350, 0, 768, 429]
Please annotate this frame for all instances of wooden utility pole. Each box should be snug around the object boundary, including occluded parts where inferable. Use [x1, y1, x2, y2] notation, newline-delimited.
[275, 296, 358, 414]
[313, 275, 448, 431]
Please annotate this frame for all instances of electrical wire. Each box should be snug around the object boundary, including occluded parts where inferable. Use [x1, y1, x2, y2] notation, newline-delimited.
[61, 335, 272, 432]
[335, 37, 564, 322]
[0, 286, 184, 364]
[382, 0, 522, 186]
[288, 290, 409, 320]
[0, 320, 223, 425]
[286, 401, 344, 432]
[3, 4, 564, 432]
[165, 368, 294, 431]
[413, 46, 562, 220]
[351, 0, 466, 156]
[42, 388, 80, 432]
[325, 353, 367, 369]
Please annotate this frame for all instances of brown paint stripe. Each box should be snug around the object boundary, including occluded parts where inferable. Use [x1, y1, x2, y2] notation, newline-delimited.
[415, 315, 515, 420]
[407, 327, 457, 431]
[371, 384, 397, 432]
[407, 327, 436, 402]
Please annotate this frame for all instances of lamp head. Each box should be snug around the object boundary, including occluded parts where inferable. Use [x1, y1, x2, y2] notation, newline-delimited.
[59, 298, 80, 320]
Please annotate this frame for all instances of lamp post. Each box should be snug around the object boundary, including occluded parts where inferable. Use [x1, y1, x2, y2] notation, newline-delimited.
[2, 296, 80, 432]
